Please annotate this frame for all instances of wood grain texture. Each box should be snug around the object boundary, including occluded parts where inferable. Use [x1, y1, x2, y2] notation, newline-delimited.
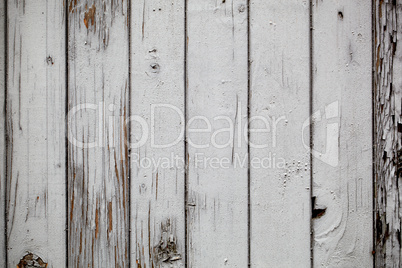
[6, 0, 66, 266]
[0, 2, 381, 267]
[374, 0, 402, 266]
[249, 1, 311, 266]
[186, 0, 249, 266]
[0, 0, 5, 267]
[67, 0, 129, 266]
[130, 0, 185, 267]
[312, 1, 373, 267]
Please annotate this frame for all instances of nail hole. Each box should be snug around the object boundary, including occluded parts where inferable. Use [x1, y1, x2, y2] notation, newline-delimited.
[150, 63, 160, 73]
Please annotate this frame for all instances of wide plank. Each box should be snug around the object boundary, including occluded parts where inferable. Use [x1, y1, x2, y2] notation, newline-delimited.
[6, 0, 66, 266]
[67, 0, 129, 266]
[186, 0, 249, 266]
[130, 0, 186, 267]
[312, 1, 373, 266]
[249, 0, 311, 266]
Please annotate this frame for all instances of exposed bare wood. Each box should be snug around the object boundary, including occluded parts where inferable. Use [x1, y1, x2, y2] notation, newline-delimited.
[186, 0, 249, 266]
[130, 0, 185, 267]
[67, 0, 129, 266]
[375, 0, 402, 266]
[249, 1, 311, 266]
[313, 1, 373, 267]
[6, 0, 66, 266]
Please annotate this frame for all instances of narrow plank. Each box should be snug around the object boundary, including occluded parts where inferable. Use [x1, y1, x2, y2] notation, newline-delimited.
[67, 0, 129, 266]
[6, 0, 66, 266]
[130, 0, 185, 267]
[0, 0, 5, 266]
[374, 0, 402, 266]
[312, 1, 373, 267]
[249, 0, 311, 266]
[186, 0, 248, 266]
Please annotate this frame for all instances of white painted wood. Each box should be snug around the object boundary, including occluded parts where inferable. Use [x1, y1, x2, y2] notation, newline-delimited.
[6, 0, 66, 267]
[312, 1, 373, 267]
[67, 0, 129, 266]
[186, 0, 248, 266]
[0, 1, 378, 266]
[130, 0, 185, 267]
[0, 1, 5, 267]
[249, 1, 311, 266]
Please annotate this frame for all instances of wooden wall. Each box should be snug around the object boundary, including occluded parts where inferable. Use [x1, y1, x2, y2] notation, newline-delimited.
[1, 0, 375, 267]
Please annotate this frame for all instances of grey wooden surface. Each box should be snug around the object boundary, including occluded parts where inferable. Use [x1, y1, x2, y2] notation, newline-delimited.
[1, 0, 375, 267]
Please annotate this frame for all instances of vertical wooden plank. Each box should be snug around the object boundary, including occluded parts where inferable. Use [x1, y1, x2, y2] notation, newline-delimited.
[374, 0, 402, 266]
[249, 0, 311, 266]
[67, 0, 129, 266]
[6, 0, 66, 266]
[312, 1, 373, 267]
[130, 0, 185, 267]
[186, 0, 248, 266]
[0, 0, 5, 266]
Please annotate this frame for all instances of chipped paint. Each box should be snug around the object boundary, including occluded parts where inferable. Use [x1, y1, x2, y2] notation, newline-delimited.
[17, 253, 47, 268]
[68, 0, 128, 48]
[83, 4, 96, 29]
[153, 219, 182, 264]
[374, 0, 402, 266]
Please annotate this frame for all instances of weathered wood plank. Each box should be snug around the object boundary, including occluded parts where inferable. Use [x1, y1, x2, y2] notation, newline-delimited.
[374, 0, 402, 266]
[0, 0, 5, 267]
[186, 0, 249, 266]
[67, 0, 129, 266]
[6, 0, 66, 266]
[249, 1, 311, 266]
[312, 1, 373, 267]
[130, 0, 185, 267]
